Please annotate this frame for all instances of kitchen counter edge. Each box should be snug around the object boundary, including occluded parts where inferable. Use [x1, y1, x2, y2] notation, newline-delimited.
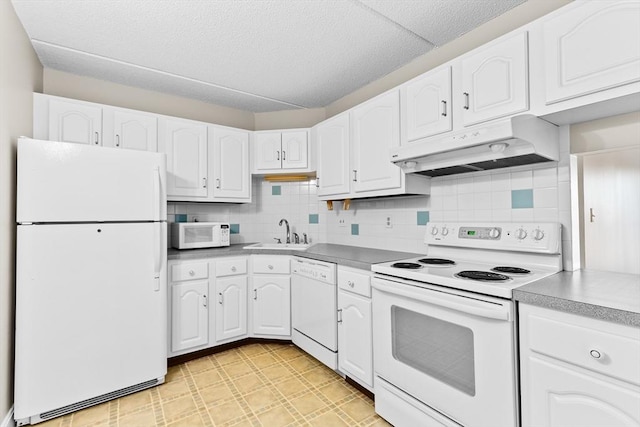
[513, 270, 640, 327]
[167, 243, 421, 270]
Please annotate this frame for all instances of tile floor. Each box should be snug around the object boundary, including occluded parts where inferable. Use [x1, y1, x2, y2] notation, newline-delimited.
[37, 342, 391, 426]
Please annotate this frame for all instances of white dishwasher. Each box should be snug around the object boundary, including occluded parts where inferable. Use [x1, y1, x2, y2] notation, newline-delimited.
[291, 256, 338, 369]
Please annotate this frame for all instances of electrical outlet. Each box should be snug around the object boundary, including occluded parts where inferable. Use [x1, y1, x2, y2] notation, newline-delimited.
[338, 219, 346, 227]
[386, 216, 393, 228]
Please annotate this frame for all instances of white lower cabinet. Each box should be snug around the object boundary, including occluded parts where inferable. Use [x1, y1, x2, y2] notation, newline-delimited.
[215, 258, 248, 343]
[519, 304, 640, 427]
[250, 255, 291, 338]
[337, 266, 373, 390]
[168, 260, 211, 355]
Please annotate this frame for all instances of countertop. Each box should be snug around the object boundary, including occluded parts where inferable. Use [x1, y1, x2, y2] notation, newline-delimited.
[513, 270, 640, 327]
[168, 243, 420, 270]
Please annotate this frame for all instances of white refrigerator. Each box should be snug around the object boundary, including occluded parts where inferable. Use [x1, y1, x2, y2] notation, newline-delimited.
[14, 138, 167, 425]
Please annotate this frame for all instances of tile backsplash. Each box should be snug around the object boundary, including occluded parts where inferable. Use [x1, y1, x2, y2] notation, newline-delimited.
[169, 146, 573, 269]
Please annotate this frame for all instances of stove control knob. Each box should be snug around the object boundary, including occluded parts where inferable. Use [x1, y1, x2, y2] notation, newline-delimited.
[431, 227, 439, 236]
[532, 228, 545, 241]
[488, 228, 501, 239]
[441, 227, 449, 236]
[515, 228, 528, 240]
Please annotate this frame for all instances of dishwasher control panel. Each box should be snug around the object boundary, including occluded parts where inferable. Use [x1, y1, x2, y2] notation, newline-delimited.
[291, 257, 336, 284]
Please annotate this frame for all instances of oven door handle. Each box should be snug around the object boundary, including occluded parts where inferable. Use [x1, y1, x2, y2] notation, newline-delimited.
[373, 279, 511, 321]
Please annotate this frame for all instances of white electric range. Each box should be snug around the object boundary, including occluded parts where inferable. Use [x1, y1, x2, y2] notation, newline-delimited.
[371, 222, 562, 427]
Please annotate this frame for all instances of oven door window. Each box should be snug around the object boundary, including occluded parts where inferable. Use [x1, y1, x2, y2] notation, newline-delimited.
[391, 305, 475, 396]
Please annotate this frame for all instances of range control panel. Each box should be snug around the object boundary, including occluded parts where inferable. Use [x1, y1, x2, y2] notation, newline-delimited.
[425, 222, 561, 254]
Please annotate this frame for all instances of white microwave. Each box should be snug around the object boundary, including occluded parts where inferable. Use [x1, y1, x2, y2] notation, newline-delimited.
[171, 222, 230, 249]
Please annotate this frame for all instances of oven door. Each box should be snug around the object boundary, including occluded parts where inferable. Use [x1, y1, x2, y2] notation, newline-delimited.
[372, 276, 518, 427]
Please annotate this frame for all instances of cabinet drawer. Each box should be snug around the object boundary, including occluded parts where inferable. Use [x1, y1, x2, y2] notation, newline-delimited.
[216, 258, 248, 277]
[338, 267, 371, 298]
[171, 261, 208, 282]
[252, 256, 290, 274]
[524, 306, 640, 386]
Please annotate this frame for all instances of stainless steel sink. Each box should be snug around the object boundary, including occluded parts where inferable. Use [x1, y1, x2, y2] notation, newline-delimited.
[243, 242, 310, 251]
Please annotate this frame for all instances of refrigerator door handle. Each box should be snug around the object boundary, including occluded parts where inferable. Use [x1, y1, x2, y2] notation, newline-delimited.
[153, 167, 161, 222]
[153, 222, 163, 291]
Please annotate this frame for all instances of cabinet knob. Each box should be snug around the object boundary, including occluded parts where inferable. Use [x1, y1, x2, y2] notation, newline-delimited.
[268, 265, 274, 270]
[590, 349, 602, 359]
[231, 266, 237, 272]
[189, 270, 195, 276]
[348, 280, 355, 287]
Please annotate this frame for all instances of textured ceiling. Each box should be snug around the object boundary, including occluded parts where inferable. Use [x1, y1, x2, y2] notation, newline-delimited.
[12, 0, 526, 113]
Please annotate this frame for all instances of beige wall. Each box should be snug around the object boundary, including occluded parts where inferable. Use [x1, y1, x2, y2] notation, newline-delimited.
[325, 0, 571, 118]
[254, 108, 326, 130]
[43, 69, 255, 130]
[0, 1, 43, 421]
[571, 111, 640, 154]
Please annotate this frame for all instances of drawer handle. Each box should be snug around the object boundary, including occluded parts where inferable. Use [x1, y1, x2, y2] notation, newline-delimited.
[348, 280, 355, 287]
[337, 308, 343, 323]
[268, 265, 274, 270]
[590, 349, 603, 360]
[231, 266, 237, 272]
[189, 270, 195, 276]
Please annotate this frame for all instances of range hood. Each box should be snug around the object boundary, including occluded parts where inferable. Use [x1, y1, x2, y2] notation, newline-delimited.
[391, 115, 559, 177]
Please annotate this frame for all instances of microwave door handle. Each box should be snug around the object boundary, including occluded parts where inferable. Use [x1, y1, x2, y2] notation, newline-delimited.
[372, 279, 511, 321]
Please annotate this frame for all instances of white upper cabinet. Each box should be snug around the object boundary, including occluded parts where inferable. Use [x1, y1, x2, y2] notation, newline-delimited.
[103, 108, 158, 151]
[541, 1, 640, 105]
[254, 132, 282, 171]
[460, 31, 529, 127]
[159, 117, 208, 200]
[281, 131, 309, 170]
[314, 91, 429, 200]
[253, 129, 310, 173]
[402, 66, 452, 143]
[351, 90, 402, 193]
[315, 113, 351, 197]
[47, 97, 102, 145]
[210, 126, 251, 201]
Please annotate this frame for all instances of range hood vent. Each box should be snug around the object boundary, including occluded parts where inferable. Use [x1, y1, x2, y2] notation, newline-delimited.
[391, 115, 559, 177]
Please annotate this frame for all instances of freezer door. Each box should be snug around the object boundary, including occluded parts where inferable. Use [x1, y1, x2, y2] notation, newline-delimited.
[17, 138, 166, 222]
[14, 222, 167, 419]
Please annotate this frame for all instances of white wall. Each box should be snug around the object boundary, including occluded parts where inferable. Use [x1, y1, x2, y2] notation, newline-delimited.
[0, 1, 43, 423]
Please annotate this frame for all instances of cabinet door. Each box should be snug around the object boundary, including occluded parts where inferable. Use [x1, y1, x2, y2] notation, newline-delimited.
[461, 32, 529, 127]
[404, 66, 452, 142]
[211, 127, 250, 200]
[108, 109, 158, 151]
[315, 113, 350, 197]
[49, 98, 102, 145]
[542, 1, 640, 104]
[171, 280, 208, 352]
[523, 356, 640, 427]
[162, 118, 208, 198]
[252, 276, 291, 336]
[254, 132, 282, 171]
[215, 276, 248, 342]
[281, 131, 308, 170]
[351, 90, 402, 193]
[338, 290, 373, 388]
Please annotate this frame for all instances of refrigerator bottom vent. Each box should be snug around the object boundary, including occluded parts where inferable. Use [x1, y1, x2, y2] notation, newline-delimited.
[32, 379, 160, 424]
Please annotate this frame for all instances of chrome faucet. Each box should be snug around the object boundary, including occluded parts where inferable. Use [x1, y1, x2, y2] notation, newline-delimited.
[278, 218, 291, 243]
[292, 232, 300, 244]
